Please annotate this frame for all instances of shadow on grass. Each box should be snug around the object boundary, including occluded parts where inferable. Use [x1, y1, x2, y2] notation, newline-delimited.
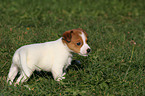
[27, 59, 83, 82]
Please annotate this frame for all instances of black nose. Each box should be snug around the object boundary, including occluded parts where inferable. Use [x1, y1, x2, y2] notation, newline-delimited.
[87, 48, 91, 53]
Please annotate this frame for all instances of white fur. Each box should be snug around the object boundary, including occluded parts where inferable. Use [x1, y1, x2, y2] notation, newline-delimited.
[7, 38, 72, 85]
[7, 32, 90, 85]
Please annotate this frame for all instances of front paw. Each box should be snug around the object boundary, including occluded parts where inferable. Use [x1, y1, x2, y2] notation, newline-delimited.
[56, 77, 65, 81]
[56, 73, 66, 81]
[62, 72, 66, 77]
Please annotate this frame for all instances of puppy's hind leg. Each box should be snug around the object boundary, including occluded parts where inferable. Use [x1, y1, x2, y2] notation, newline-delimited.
[15, 52, 34, 85]
[15, 70, 33, 85]
[7, 63, 19, 85]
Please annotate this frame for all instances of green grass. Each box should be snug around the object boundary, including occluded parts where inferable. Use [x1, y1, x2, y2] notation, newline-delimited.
[0, 0, 145, 95]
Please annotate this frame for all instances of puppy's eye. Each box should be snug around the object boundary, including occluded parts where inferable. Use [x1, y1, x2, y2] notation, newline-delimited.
[77, 42, 81, 46]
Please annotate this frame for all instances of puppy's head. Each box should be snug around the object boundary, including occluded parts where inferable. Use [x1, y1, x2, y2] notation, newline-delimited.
[62, 28, 91, 56]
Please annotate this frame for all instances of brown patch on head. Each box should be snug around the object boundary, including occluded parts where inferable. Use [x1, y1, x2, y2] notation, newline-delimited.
[62, 28, 87, 53]
[76, 28, 88, 37]
[75, 28, 88, 44]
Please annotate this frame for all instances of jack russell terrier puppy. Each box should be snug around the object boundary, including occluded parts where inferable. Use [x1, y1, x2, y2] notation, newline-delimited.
[7, 28, 91, 85]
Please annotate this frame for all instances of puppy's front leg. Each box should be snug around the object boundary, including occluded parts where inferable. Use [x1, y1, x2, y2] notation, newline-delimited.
[64, 56, 72, 71]
[51, 65, 65, 81]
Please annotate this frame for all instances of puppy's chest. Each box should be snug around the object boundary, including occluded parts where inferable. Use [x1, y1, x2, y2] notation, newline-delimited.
[64, 54, 72, 66]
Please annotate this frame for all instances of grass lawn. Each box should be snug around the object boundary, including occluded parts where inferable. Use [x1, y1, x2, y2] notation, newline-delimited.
[0, 0, 145, 95]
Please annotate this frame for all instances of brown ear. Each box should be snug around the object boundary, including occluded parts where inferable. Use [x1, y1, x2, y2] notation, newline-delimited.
[62, 30, 73, 43]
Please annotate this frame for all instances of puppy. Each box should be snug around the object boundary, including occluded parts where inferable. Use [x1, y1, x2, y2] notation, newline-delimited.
[7, 28, 91, 85]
